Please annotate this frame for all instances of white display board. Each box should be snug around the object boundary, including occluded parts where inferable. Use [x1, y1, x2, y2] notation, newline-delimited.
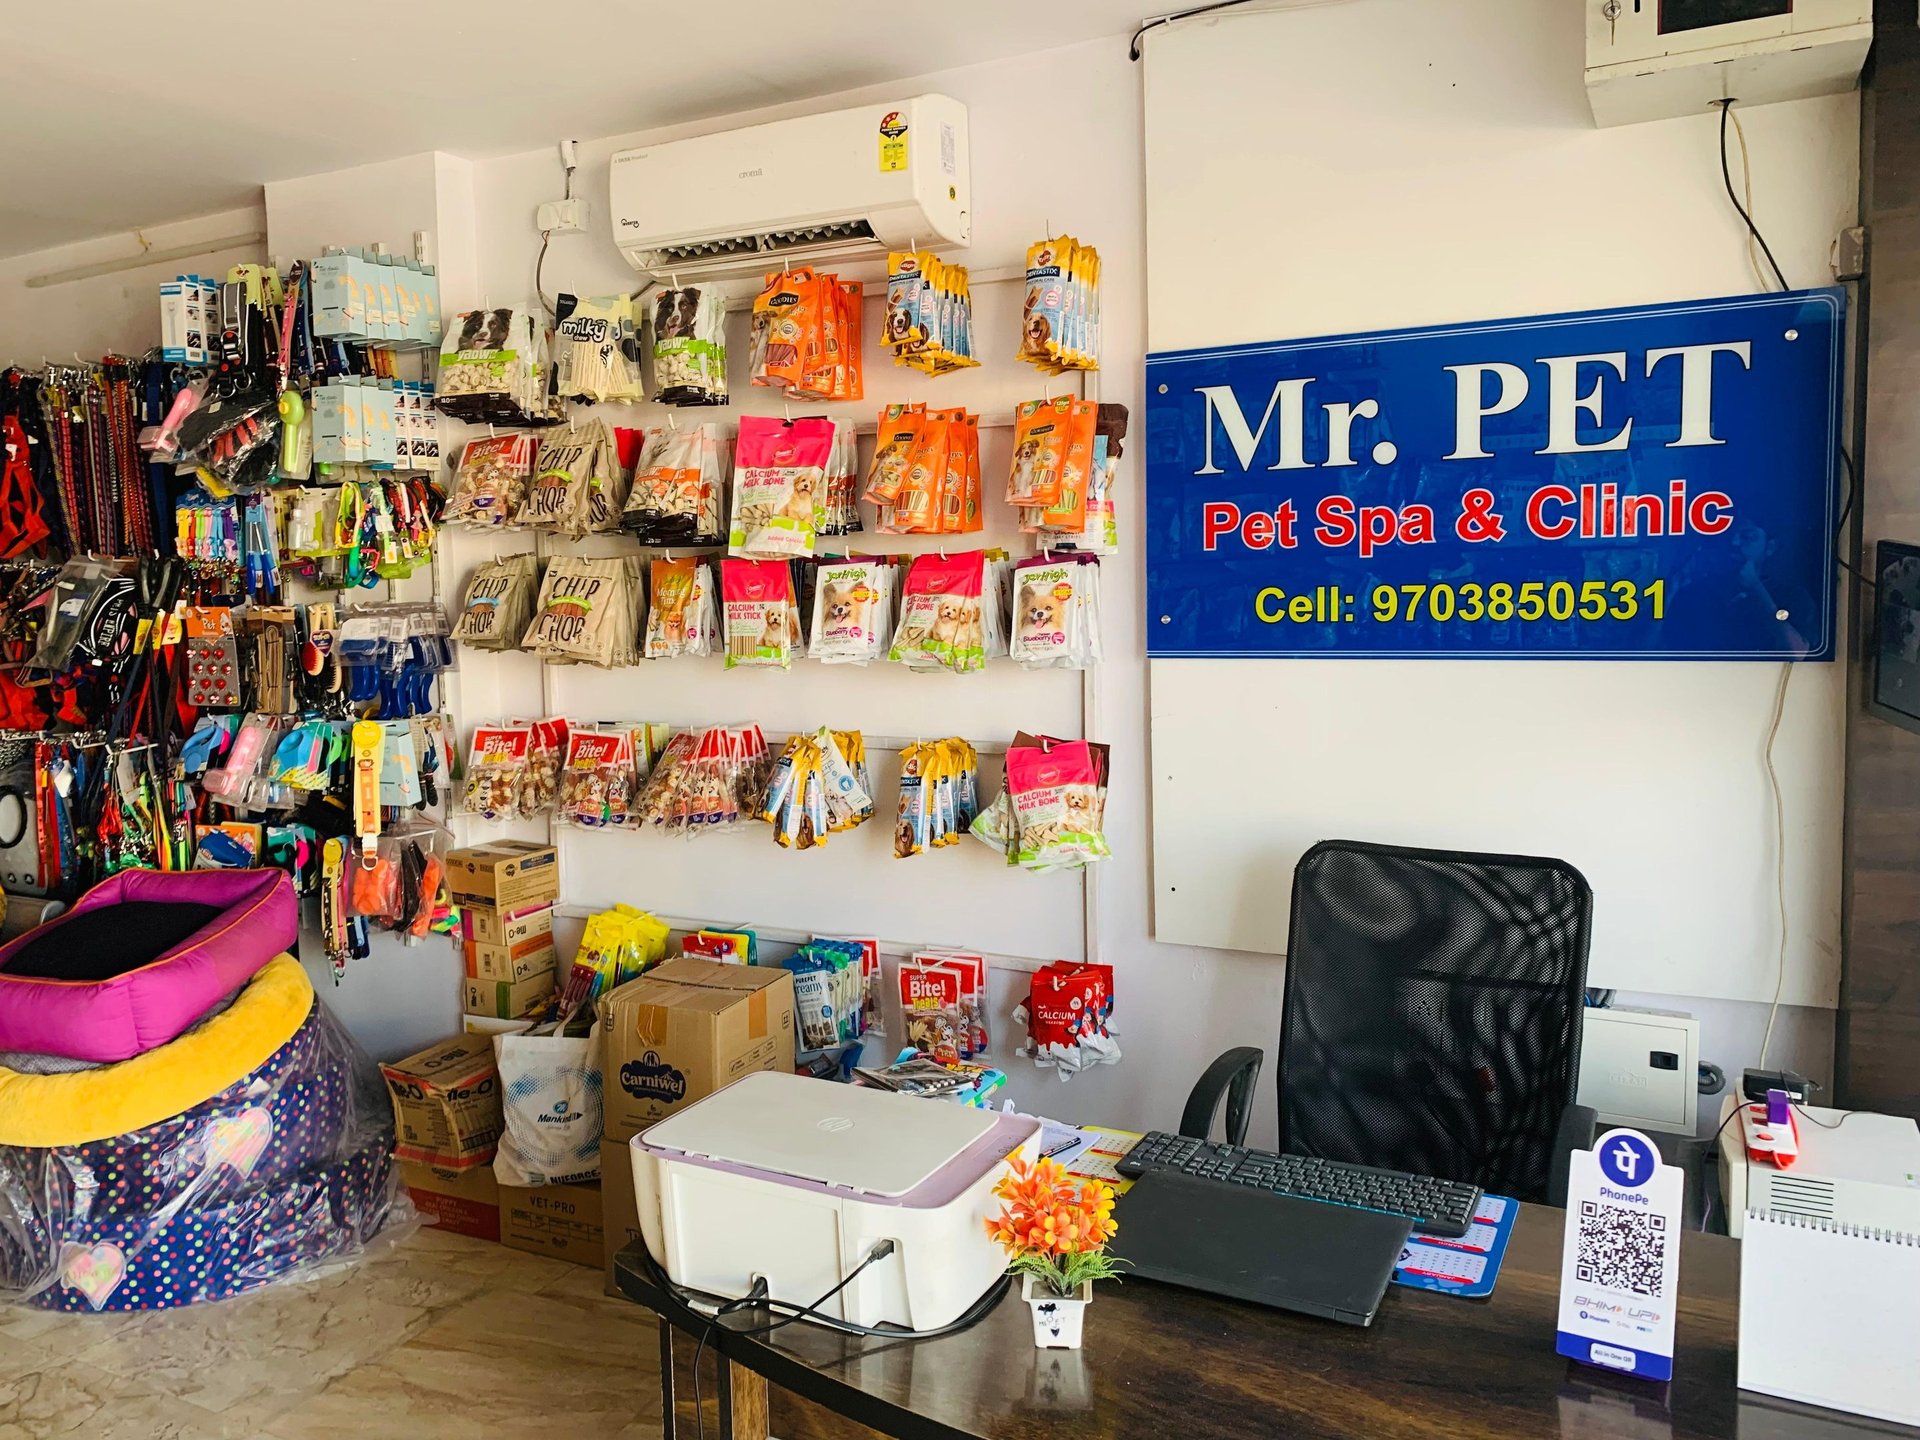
[1140, 0, 1852, 1008]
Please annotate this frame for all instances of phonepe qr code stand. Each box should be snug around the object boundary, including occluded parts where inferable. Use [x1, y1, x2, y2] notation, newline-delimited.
[1556, 1128, 1683, 1381]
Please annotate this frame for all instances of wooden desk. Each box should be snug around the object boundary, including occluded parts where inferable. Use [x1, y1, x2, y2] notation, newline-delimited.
[614, 1205, 1911, 1440]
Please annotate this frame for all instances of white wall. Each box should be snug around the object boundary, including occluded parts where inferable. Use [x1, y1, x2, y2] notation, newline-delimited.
[1139, 0, 1849, 1123]
[0, 206, 264, 361]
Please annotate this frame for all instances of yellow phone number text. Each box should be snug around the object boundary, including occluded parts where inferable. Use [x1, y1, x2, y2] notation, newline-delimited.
[1254, 579, 1667, 625]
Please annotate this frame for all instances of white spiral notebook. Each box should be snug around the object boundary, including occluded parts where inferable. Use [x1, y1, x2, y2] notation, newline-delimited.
[1739, 1209, 1920, 1427]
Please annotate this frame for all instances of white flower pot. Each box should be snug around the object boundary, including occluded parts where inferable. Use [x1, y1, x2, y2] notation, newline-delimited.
[1023, 1276, 1093, 1349]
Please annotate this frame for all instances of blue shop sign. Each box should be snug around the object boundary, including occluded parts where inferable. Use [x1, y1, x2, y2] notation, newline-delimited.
[1145, 289, 1844, 659]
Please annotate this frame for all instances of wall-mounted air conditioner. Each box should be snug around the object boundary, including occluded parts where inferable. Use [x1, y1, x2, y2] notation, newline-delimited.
[1585, 0, 1872, 127]
[609, 95, 970, 284]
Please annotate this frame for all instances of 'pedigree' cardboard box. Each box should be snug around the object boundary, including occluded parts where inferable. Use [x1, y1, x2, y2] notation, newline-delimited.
[398, 1159, 501, 1242]
[500, 1180, 603, 1268]
[598, 959, 795, 1144]
[446, 842, 559, 911]
[381, 1034, 502, 1170]
[600, 1138, 641, 1298]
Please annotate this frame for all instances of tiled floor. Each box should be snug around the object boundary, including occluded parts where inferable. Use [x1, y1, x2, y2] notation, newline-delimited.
[0, 1228, 664, 1440]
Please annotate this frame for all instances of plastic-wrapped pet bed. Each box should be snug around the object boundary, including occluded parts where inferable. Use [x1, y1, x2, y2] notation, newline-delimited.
[0, 954, 407, 1311]
[0, 869, 296, 1064]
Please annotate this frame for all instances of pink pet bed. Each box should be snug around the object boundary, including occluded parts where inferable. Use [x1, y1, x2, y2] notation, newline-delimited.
[0, 869, 296, 1064]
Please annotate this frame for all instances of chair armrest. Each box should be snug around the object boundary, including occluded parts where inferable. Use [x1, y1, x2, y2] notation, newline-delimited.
[1179, 1047, 1265, 1146]
[1549, 1102, 1598, 1208]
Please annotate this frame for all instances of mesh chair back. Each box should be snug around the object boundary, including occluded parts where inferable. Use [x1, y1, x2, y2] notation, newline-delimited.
[1278, 840, 1591, 1202]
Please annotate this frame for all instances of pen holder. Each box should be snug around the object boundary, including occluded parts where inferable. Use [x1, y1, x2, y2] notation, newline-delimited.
[1023, 1276, 1092, 1350]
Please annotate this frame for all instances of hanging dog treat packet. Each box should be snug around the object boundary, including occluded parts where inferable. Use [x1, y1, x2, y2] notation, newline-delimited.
[1006, 738, 1107, 869]
[524, 419, 598, 534]
[652, 287, 729, 406]
[452, 552, 537, 650]
[1009, 555, 1100, 669]
[865, 403, 923, 507]
[553, 294, 644, 404]
[438, 308, 551, 423]
[623, 423, 726, 546]
[445, 433, 536, 528]
[889, 551, 986, 673]
[556, 727, 637, 829]
[728, 415, 833, 559]
[519, 715, 570, 817]
[645, 556, 703, 658]
[809, 558, 893, 665]
[721, 558, 797, 670]
[899, 962, 963, 1064]
[522, 556, 630, 666]
[462, 724, 530, 820]
[819, 420, 862, 536]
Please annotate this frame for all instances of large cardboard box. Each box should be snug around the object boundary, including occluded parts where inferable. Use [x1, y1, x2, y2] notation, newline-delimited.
[464, 933, 559, 985]
[600, 1138, 641, 1298]
[398, 1159, 501, 1242]
[462, 899, 554, 949]
[599, 958, 796, 1143]
[500, 1180, 603, 1268]
[446, 842, 559, 910]
[463, 967, 558, 1020]
[381, 1034, 502, 1170]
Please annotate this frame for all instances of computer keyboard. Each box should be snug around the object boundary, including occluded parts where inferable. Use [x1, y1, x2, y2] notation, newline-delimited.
[1115, 1131, 1482, 1238]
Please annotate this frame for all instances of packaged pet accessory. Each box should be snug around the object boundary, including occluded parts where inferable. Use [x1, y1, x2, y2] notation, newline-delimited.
[519, 715, 570, 817]
[622, 422, 727, 546]
[461, 724, 530, 821]
[728, 415, 833, 559]
[721, 558, 800, 670]
[889, 552, 988, 673]
[1018, 237, 1102, 374]
[521, 556, 641, 667]
[452, 553, 538, 650]
[651, 286, 729, 406]
[556, 727, 637, 829]
[884, 251, 978, 375]
[557, 905, 671, 1027]
[444, 433, 537, 528]
[819, 420, 862, 536]
[1015, 961, 1120, 1080]
[552, 293, 644, 404]
[437, 308, 552, 423]
[644, 557, 717, 659]
[1008, 555, 1102, 670]
[809, 558, 895, 665]
[633, 724, 771, 834]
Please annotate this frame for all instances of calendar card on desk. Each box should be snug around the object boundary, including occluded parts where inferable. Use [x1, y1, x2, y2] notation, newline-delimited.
[1739, 1210, 1920, 1428]
[1392, 1193, 1517, 1298]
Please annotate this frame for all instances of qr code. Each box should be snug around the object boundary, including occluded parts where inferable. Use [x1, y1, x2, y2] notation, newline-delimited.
[1575, 1201, 1666, 1297]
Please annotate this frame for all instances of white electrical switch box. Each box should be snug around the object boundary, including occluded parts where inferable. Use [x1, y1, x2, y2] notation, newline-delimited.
[536, 198, 589, 235]
[1576, 1006, 1700, 1135]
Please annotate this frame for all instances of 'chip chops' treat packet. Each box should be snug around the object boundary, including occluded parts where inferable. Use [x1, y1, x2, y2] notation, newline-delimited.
[521, 556, 642, 667]
[452, 553, 538, 650]
[728, 415, 833, 559]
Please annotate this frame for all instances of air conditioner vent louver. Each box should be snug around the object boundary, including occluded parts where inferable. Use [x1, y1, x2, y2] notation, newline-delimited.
[652, 220, 877, 268]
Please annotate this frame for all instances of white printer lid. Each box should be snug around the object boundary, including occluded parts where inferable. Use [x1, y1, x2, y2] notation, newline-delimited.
[640, 1071, 999, 1198]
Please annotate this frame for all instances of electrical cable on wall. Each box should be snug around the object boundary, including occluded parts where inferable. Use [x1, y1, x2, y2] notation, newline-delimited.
[1130, 0, 1356, 60]
[1709, 96, 1799, 1072]
[535, 155, 577, 320]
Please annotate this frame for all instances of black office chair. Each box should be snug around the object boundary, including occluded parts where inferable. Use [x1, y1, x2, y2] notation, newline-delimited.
[1182, 840, 1597, 1207]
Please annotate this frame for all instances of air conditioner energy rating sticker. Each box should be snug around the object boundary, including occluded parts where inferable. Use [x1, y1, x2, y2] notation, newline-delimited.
[878, 111, 909, 173]
[1556, 1127, 1682, 1381]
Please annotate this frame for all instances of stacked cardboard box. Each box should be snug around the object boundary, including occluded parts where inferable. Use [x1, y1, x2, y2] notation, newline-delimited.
[382, 1034, 506, 1241]
[447, 843, 560, 1020]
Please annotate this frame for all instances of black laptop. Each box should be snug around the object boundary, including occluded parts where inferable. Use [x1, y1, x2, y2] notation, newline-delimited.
[1109, 1170, 1412, 1327]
